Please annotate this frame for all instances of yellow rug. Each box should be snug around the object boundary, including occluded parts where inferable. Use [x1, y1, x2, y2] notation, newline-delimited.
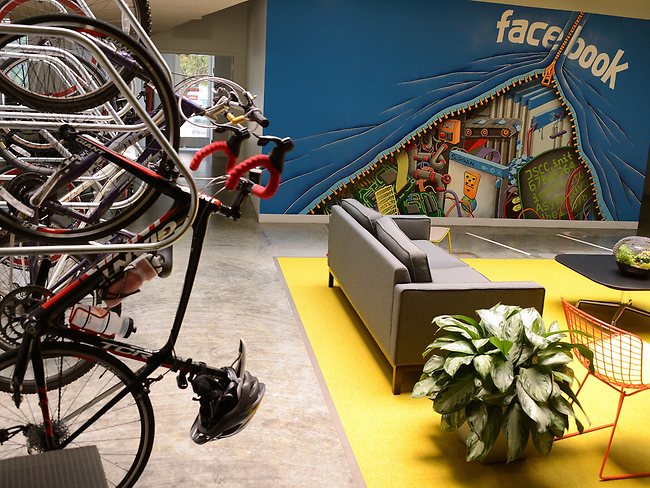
[278, 257, 650, 488]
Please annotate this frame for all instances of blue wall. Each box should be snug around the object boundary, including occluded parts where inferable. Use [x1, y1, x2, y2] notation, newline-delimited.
[263, 0, 649, 220]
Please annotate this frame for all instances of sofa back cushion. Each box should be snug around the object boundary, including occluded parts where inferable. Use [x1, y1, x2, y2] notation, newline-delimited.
[340, 199, 384, 236]
[375, 216, 432, 283]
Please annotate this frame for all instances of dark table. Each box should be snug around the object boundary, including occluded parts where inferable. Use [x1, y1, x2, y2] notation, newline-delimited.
[555, 253, 650, 327]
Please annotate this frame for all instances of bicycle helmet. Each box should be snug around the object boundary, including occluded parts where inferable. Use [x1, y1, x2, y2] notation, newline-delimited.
[189, 367, 265, 445]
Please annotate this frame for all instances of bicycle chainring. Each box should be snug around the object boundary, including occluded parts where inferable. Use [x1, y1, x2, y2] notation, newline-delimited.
[0, 285, 52, 349]
[4, 172, 49, 218]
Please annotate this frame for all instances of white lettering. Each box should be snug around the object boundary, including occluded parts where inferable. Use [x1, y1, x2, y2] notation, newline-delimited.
[495, 11, 628, 90]
[578, 45, 598, 69]
[526, 21, 548, 47]
[566, 26, 585, 60]
[591, 52, 610, 77]
[496, 10, 513, 43]
[542, 26, 563, 48]
[601, 49, 629, 89]
[508, 19, 528, 44]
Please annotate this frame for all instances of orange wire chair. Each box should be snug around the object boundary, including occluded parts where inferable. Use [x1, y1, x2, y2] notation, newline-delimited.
[561, 298, 650, 481]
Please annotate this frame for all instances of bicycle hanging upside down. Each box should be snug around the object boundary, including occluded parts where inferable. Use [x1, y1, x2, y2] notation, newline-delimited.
[0, 124, 293, 487]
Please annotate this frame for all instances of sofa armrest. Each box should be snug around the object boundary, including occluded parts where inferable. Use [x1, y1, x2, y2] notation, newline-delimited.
[388, 281, 546, 365]
[390, 215, 431, 240]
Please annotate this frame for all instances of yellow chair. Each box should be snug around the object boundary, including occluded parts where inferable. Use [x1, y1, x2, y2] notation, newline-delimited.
[374, 186, 452, 253]
[561, 298, 650, 481]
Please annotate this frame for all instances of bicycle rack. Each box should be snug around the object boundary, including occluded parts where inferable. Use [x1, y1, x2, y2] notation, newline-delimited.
[0, 22, 197, 257]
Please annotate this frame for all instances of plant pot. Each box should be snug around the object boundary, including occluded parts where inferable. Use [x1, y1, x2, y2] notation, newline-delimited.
[616, 261, 650, 279]
[456, 423, 536, 464]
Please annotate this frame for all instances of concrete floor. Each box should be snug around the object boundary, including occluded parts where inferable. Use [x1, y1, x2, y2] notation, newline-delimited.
[118, 193, 633, 487]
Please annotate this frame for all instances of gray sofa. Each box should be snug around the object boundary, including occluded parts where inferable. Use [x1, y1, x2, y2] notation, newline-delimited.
[328, 199, 546, 394]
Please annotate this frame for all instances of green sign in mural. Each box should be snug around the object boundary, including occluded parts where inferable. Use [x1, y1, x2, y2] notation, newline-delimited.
[517, 147, 592, 220]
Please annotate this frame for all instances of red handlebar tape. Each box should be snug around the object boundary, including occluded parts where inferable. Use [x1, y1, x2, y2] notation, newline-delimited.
[189, 141, 238, 172]
[225, 154, 280, 199]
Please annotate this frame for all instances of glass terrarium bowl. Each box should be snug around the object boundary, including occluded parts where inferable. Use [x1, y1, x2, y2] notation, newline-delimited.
[613, 236, 650, 278]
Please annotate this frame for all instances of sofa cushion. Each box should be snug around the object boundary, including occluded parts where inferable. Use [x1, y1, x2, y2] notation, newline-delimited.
[340, 199, 383, 236]
[428, 266, 491, 283]
[412, 240, 468, 269]
[375, 216, 431, 283]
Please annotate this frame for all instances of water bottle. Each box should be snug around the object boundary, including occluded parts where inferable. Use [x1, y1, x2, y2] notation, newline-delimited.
[69, 304, 136, 339]
[103, 255, 161, 308]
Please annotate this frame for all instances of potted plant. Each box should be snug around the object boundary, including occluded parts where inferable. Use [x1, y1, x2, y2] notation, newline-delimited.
[412, 304, 594, 463]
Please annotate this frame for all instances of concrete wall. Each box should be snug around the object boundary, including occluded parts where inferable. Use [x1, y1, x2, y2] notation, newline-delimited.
[152, 2, 249, 86]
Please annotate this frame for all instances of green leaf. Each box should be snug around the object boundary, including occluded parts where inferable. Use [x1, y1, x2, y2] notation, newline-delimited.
[472, 338, 491, 350]
[514, 346, 535, 366]
[489, 337, 513, 356]
[490, 357, 514, 393]
[472, 355, 493, 379]
[551, 396, 576, 418]
[467, 401, 488, 435]
[482, 405, 504, 452]
[548, 409, 568, 437]
[571, 344, 595, 373]
[552, 369, 575, 384]
[504, 316, 526, 364]
[490, 303, 522, 320]
[557, 381, 590, 423]
[538, 351, 573, 367]
[441, 410, 466, 431]
[524, 327, 548, 350]
[531, 428, 554, 456]
[519, 367, 553, 402]
[433, 374, 476, 414]
[422, 354, 445, 374]
[504, 403, 530, 462]
[519, 307, 544, 333]
[478, 309, 506, 339]
[439, 341, 475, 355]
[434, 316, 479, 339]
[449, 314, 480, 327]
[465, 429, 488, 462]
[515, 381, 551, 431]
[412, 377, 438, 398]
[443, 355, 474, 377]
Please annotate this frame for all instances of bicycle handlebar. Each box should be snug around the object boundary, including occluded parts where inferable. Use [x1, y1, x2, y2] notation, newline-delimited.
[189, 141, 236, 172]
[225, 137, 293, 199]
[225, 154, 280, 199]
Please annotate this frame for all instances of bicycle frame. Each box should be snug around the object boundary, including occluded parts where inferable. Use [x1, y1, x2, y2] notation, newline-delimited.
[0, 23, 197, 255]
[9, 132, 250, 451]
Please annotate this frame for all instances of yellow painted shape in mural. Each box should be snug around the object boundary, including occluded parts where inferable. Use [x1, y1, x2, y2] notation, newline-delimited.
[395, 150, 409, 193]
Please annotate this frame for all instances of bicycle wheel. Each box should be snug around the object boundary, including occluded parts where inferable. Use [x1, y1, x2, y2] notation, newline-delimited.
[0, 14, 143, 113]
[0, 0, 152, 35]
[0, 16, 180, 243]
[0, 342, 155, 488]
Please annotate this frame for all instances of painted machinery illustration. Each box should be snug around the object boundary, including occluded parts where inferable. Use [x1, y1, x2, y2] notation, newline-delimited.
[309, 80, 598, 221]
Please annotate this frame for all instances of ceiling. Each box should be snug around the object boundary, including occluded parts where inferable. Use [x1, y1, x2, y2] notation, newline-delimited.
[150, 0, 247, 33]
[149, 0, 649, 34]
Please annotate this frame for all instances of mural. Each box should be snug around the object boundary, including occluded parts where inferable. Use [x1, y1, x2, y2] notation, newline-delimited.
[263, 1, 649, 221]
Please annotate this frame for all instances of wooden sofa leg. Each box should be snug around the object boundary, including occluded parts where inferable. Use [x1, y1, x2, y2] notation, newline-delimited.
[328, 272, 334, 288]
[392, 367, 402, 395]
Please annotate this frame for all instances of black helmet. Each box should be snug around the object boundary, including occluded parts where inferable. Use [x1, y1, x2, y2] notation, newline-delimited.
[190, 367, 265, 444]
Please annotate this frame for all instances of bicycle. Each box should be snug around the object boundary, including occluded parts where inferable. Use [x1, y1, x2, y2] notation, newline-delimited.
[0, 122, 293, 487]
[0, 15, 268, 244]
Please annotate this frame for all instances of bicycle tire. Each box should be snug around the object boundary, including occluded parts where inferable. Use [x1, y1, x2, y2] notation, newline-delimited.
[0, 0, 152, 35]
[0, 342, 155, 488]
[0, 16, 180, 244]
[0, 14, 141, 113]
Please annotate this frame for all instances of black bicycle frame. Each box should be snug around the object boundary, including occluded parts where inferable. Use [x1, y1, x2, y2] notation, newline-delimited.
[11, 132, 246, 449]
